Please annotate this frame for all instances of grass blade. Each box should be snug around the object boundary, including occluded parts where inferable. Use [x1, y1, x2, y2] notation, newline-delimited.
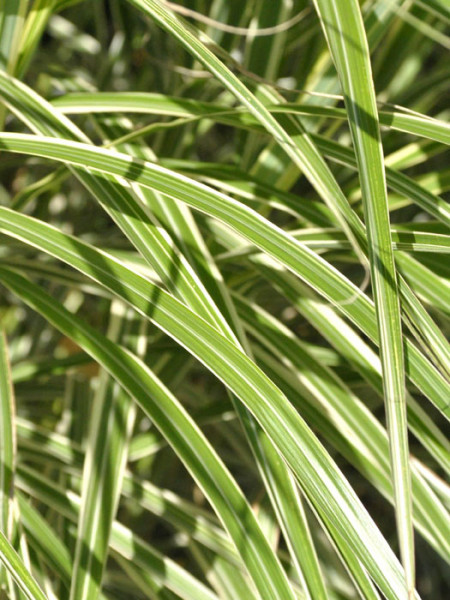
[0, 269, 297, 600]
[0, 331, 15, 542]
[17, 471, 219, 600]
[0, 530, 46, 600]
[0, 330, 17, 597]
[0, 228, 414, 598]
[0, 136, 446, 420]
[69, 304, 141, 600]
[312, 2, 414, 594]
[0, 2, 447, 597]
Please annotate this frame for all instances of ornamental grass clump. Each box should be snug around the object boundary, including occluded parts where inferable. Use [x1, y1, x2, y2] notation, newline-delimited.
[0, 1, 449, 600]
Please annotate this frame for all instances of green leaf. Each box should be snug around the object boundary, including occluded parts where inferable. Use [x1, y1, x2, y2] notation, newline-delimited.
[69, 305, 141, 600]
[52, 92, 450, 146]
[96, 112, 328, 600]
[0, 0, 27, 74]
[0, 268, 296, 600]
[17, 469, 219, 600]
[0, 331, 15, 541]
[312, 1, 414, 594]
[0, 529, 47, 600]
[0, 137, 446, 420]
[0, 227, 413, 599]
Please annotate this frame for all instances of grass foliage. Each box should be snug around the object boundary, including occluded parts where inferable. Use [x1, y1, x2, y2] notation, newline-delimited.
[0, 1, 449, 599]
